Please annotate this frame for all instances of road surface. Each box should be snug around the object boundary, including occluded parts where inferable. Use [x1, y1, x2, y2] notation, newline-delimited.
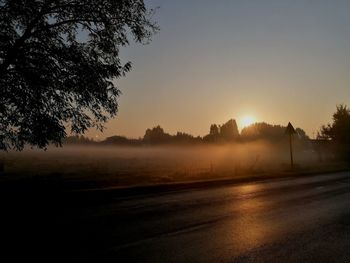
[3, 171, 350, 262]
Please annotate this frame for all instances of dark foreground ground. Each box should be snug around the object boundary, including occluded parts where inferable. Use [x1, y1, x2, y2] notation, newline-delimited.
[2, 171, 350, 262]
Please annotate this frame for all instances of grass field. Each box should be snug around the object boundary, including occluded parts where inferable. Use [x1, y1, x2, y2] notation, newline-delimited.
[0, 143, 347, 190]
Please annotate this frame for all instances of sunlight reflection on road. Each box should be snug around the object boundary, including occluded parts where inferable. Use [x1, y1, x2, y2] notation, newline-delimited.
[112, 173, 350, 263]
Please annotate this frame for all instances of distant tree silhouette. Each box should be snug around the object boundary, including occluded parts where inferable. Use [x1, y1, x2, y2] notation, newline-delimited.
[241, 122, 308, 142]
[219, 119, 239, 141]
[241, 122, 285, 141]
[143, 126, 172, 144]
[173, 132, 201, 144]
[0, 0, 158, 150]
[63, 135, 95, 145]
[210, 124, 219, 137]
[203, 124, 219, 142]
[295, 128, 309, 140]
[103, 135, 140, 146]
[204, 119, 239, 142]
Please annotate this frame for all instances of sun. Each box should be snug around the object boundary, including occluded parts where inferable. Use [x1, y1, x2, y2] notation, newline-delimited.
[240, 115, 255, 128]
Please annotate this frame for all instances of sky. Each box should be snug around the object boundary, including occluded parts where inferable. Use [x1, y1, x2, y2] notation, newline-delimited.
[86, 0, 350, 140]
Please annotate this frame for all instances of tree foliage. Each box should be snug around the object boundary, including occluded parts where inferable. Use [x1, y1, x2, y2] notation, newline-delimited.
[219, 119, 239, 141]
[241, 122, 309, 142]
[204, 119, 239, 143]
[0, 0, 158, 150]
[318, 104, 350, 160]
[318, 104, 350, 143]
[143, 125, 172, 144]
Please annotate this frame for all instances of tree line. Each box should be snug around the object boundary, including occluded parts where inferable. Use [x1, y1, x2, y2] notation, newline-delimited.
[64, 118, 309, 146]
[64, 104, 350, 163]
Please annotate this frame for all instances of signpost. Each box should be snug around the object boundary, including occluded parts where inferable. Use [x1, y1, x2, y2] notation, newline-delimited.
[285, 122, 296, 170]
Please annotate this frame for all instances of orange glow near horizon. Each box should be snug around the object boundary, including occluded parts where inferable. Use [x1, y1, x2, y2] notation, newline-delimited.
[239, 115, 256, 129]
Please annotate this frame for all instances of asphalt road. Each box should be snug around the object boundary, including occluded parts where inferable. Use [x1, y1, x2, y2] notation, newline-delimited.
[3, 171, 350, 262]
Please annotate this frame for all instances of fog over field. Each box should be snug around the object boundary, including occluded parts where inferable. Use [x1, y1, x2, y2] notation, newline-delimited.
[0, 141, 321, 188]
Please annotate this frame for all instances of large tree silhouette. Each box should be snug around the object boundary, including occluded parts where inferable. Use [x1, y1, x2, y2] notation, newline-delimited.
[0, 0, 157, 150]
[318, 104, 350, 160]
[318, 104, 350, 143]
